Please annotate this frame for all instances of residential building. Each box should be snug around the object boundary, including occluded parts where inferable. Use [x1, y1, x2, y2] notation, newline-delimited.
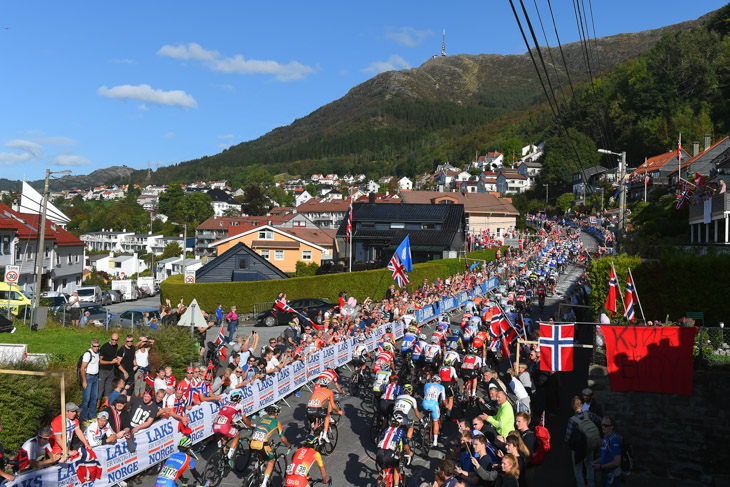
[666, 136, 730, 187]
[398, 177, 413, 191]
[194, 242, 289, 282]
[627, 149, 691, 199]
[516, 161, 543, 187]
[496, 170, 529, 195]
[572, 166, 617, 196]
[207, 189, 241, 217]
[366, 180, 380, 194]
[294, 189, 312, 207]
[477, 177, 498, 193]
[81, 230, 135, 253]
[209, 180, 227, 190]
[156, 257, 202, 282]
[296, 198, 351, 230]
[94, 253, 148, 279]
[459, 181, 479, 193]
[474, 152, 505, 172]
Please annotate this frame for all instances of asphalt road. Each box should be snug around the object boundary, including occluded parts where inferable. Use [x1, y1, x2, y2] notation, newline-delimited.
[128, 232, 598, 487]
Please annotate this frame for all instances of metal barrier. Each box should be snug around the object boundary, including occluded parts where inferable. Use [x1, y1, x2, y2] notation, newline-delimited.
[253, 301, 275, 315]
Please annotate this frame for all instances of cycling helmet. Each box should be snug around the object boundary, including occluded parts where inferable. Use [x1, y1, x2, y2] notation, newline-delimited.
[317, 376, 332, 386]
[229, 390, 243, 403]
[409, 326, 419, 334]
[358, 335, 365, 342]
[178, 436, 193, 451]
[469, 346, 479, 354]
[266, 405, 281, 415]
[303, 434, 318, 447]
[431, 336, 439, 344]
[403, 384, 413, 394]
[444, 357, 454, 366]
[386, 326, 393, 333]
[448, 341, 458, 351]
[382, 342, 394, 353]
[390, 414, 403, 428]
[431, 375, 441, 383]
[419, 333, 427, 341]
[389, 373, 399, 382]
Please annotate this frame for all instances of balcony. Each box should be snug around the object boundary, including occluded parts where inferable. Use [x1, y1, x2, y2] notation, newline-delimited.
[689, 192, 730, 224]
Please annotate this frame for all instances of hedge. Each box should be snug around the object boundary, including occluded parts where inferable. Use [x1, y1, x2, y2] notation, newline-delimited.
[589, 253, 730, 325]
[161, 250, 505, 314]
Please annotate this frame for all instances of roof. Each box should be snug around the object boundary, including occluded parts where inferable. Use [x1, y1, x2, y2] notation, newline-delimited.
[666, 136, 730, 175]
[499, 173, 527, 180]
[577, 165, 609, 179]
[519, 161, 542, 168]
[207, 189, 237, 204]
[212, 224, 328, 252]
[630, 150, 689, 177]
[399, 191, 519, 216]
[295, 198, 350, 213]
[195, 242, 289, 281]
[0, 205, 83, 245]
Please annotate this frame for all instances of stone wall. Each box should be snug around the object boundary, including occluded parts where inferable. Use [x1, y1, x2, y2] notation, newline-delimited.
[588, 365, 730, 484]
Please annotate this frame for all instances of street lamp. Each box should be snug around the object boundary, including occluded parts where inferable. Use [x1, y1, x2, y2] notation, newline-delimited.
[597, 149, 627, 237]
[170, 222, 188, 282]
[33, 169, 71, 310]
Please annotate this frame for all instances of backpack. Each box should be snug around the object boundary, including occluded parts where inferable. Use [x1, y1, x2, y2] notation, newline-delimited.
[620, 436, 633, 476]
[574, 412, 601, 451]
[76, 349, 92, 383]
[531, 424, 551, 466]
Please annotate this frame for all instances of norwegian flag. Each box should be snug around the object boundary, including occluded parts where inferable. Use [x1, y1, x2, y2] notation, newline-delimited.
[346, 194, 353, 243]
[674, 189, 692, 210]
[69, 447, 103, 482]
[273, 300, 294, 314]
[539, 323, 574, 372]
[677, 134, 682, 162]
[623, 271, 638, 323]
[695, 172, 706, 187]
[604, 263, 620, 316]
[388, 253, 410, 288]
[214, 325, 226, 346]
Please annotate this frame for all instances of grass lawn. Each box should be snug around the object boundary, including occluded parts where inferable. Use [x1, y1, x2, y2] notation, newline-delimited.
[0, 323, 108, 364]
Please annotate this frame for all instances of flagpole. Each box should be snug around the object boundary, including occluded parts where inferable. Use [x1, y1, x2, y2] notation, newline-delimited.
[612, 261, 626, 312]
[628, 267, 646, 324]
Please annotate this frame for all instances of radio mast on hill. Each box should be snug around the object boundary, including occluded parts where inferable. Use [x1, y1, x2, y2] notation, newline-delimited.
[441, 29, 446, 56]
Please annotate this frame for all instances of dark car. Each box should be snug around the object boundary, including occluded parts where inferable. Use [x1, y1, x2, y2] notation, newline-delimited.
[55, 303, 111, 325]
[110, 308, 161, 329]
[100, 290, 113, 306]
[256, 298, 332, 327]
[108, 289, 124, 303]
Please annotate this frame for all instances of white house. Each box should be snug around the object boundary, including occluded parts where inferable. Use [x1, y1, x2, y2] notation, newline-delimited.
[496, 171, 529, 195]
[366, 180, 380, 194]
[207, 189, 241, 217]
[398, 177, 413, 191]
[294, 190, 312, 207]
[81, 230, 135, 253]
[456, 171, 472, 183]
[209, 180, 227, 190]
[156, 257, 202, 281]
[516, 161, 543, 188]
[94, 253, 148, 279]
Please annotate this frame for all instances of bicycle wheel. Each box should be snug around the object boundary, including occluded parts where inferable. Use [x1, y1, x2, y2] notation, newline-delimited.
[332, 401, 342, 425]
[369, 412, 382, 444]
[420, 422, 432, 456]
[233, 437, 251, 472]
[274, 453, 288, 485]
[349, 375, 360, 397]
[203, 450, 227, 487]
[322, 423, 338, 455]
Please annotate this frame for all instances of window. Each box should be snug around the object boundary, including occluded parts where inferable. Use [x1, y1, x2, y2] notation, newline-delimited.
[238, 257, 248, 269]
[15, 245, 20, 260]
[302, 250, 312, 261]
[75, 253, 80, 263]
[275, 250, 284, 260]
[258, 230, 273, 240]
[390, 223, 404, 229]
[45, 246, 50, 258]
[67, 254, 72, 264]
[260, 249, 270, 260]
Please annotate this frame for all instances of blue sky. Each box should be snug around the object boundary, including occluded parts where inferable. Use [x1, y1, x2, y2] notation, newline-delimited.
[1, 0, 726, 181]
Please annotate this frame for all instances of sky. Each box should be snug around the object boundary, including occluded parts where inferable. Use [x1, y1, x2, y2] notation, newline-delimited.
[1, 0, 726, 181]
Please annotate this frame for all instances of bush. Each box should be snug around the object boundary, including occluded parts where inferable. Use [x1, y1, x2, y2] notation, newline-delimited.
[148, 325, 199, 378]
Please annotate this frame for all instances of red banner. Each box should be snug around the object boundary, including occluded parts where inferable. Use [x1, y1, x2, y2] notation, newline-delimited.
[603, 326, 697, 395]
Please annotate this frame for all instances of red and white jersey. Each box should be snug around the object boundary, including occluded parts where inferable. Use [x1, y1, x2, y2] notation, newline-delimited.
[376, 351, 394, 363]
[318, 370, 339, 384]
[462, 354, 483, 370]
[439, 366, 458, 383]
[165, 375, 176, 388]
[432, 331, 445, 344]
[214, 402, 246, 426]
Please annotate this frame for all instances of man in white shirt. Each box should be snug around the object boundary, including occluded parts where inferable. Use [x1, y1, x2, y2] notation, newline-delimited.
[508, 370, 531, 413]
[80, 339, 101, 422]
[84, 411, 122, 447]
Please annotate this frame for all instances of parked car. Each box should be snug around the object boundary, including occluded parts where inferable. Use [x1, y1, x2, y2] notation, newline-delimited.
[256, 298, 332, 327]
[40, 295, 69, 314]
[108, 289, 124, 303]
[109, 308, 161, 329]
[55, 303, 111, 325]
[76, 285, 103, 304]
[100, 290, 113, 306]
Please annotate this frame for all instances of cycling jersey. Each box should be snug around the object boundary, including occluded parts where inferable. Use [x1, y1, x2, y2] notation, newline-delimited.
[380, 383, 401, 401]
[401, 334, 416, 352]
[154, 452, 196, 487]
[372, 371, 391, 392]
[423, 383, 446, 420]
[392, 394, 418, 420]
[443, 350, 461, 365]
[472, 331, 489, 349]
[411, 340, 427, 360]
[424, 344, 440, 362]
[432, 330, 445, 344]
[285, 447, 324, 487]
[250, 416, 284, 459]
[307, 386, 334, 410]
[213, 402, 246, 438]
[439, 366, 458, 383]
[353, 344, 368, 358]
[318, 370, 339, 384]
[461, 354, 483, 371]
[377, 426, 407, 451]
[377, 351, 394, 363]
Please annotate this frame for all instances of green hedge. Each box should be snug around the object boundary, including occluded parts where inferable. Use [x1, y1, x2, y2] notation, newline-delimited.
[161, 254, 502, 313]
[589, 253, 730, 325]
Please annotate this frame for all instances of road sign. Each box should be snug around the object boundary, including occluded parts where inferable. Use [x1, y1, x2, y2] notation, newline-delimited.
[4, 265, 19, 283]
[184, 271, 195, 284]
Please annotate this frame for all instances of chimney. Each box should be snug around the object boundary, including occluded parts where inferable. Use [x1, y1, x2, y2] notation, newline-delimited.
[369, 193, 375, 204]
[704, 134, 711, 151]
[693, 141, 699, 157]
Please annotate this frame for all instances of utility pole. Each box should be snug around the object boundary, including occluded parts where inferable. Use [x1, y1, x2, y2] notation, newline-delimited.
[170, 222, 188, 281]
[543, 184, 549, 205]
[619, 151, 627, 236]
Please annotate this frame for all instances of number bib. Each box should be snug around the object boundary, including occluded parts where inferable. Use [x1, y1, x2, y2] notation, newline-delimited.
[160, 465, 178, 480]
[286, 463, 309, 476]
[252, 430, 266, 442]
[216, 415, 229, 425]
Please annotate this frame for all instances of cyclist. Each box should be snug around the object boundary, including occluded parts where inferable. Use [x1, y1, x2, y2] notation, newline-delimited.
[400, 327, 417, 357]
[379, 374, 401, 429]
[462, 315, 480, 348]
[423, 336, 442, 377]
[317, 369, 345, 396]
[306, 376, 342, 443]
[250, 405, 290, 487]
[375, 343, 396, 370]
[154, 436, 204, 487]
[372, 361, 392, 395]
[443, 340, 462, 367]
[285, 436, 328, 487]
[422, 375, 447, 447]
[472, 327, 490, 361]
[445, 327, 463, 354]
[382, 326, 395, 344]
[460, 346, 484, 399]
[376, 416, 408, 487]
[536, 280, 547, 310]
[411, 333, 428, 378]
[352, 335, 371, 379]
[392, 384, 420, 458]
[439, 357, 458, 419]
[212, 390, 253, 463]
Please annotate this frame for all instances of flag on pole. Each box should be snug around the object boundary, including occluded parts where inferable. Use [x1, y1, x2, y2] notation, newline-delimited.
[674, 188, 692, 210]
[395, 235, 413, 272]
[539, 323, 574, 372]
[214, 326, 225, 346]
[677, 135, 682, 162]
[623, 272, 637, 323]
[345, 194, 353, 243]
[388, 253, 410, 288]
[604, 263, 620, 316]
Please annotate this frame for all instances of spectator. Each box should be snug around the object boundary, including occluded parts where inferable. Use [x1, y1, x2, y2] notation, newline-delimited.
[506, 370, 530, 414]
[514, 412, 535, 457]
[225, 305, 239, 344]
[153, 366, 168, 392]
[230, 367, 245, 389]
[195, 319, 213, 357]
[97, 333, 121, 409]
[504, 434, 529, 486]
[79, 310, 90, 327]
[486, 391, 515, 439]
[241, 355, 258, 383]
[0, 418, 12, 482]
[581, 388, 604, 417]
[283, 320, 299, 347]
[18, 426, 63, 471]
[592, 416, 622, 487]
[565, 396, 602, 487]
[103, 396, 132, 438]
[129, 390, 159, 435]
[212, 368, 233, 395]
[495, 453, 520, 487]
[116, 334, 136, 393]
[79, 339, 100, 423]
[215, 303, 224, 325]
[232, 331, 258, 364]
[432, 457, 458, 487]
[134, 336, 153, 395]
[51, 402, 91, 455]
[84, 411, 122, 447]
[164, 366, 176, 389]
[227, 354, 242, 373]
[107, 378, 126, 407]
[463, 434, 499, 486]
[69, 291, 81, 327]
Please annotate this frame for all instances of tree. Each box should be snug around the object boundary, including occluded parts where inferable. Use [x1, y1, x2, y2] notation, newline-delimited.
[161, 242, 182, 260]
[556, 192, 575, 214]
[223, 207, 241, 217]
[295, 261, 319, 277]
[158, 184, 184, 216]
[542, 128, 599, 194]
[240, 184, 271, 216]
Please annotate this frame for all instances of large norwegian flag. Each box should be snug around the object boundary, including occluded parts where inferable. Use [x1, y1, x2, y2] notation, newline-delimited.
[214, 325, 226, 346]
[388, 253, 410, 288]
[346, 194, 353, 243]
[623, 272, 637, 323]
[604, 263, 620, 316]
[539, 323, 574, 372]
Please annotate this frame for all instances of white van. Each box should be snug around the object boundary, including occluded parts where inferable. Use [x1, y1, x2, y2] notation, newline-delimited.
[76, 286, 102, 304]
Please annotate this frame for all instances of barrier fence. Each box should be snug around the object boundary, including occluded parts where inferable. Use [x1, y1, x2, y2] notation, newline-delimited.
[9, 277, 499, 487]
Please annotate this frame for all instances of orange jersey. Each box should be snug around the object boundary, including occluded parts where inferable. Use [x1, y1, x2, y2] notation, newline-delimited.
[285, 447, 324, 486]
[307, 386, 333, 409]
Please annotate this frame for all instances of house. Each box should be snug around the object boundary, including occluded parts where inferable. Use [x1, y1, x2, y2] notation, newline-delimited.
[572, 166, 610, 196]
[400, 190, 518, 238]
[0, 204, 84, 294]
[477, 177, 498, 193]
[296, 198, 351, 230]
[379, 176, 393, 185]
[194, 242, 289, 282]
[95, 253, 148, 279]
[195, 216, 260, 256]
[666, 136, 730, 187]
[398, 177, 413, 191]
[335, 196, 465, 264]
[326, 189, 343, 201]
[211, 224, 334, 273]
[81, 230, 135, 253]
[627, 149, 691, 199]
[209, 180, 227, 190]
[207, 189, 241, 217]
[156, 257, 202, 281]
[496, 170, 529, 195]
[366, 180, 380, 194]
[136, 194, 158, 211]
[518, 142, 544, 163]
[459, 181, 479, 193]
[475, 152, 505, 172]
[516, 161, 543, 187]
[294, 189, 312, 207]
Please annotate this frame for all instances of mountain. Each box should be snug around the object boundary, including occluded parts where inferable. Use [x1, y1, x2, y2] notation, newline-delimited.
[0, 165, 136, 193]
[115, 11, 713, 186]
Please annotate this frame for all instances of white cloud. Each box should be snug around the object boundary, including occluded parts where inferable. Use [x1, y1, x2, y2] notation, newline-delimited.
[157, 42, 315, 82]
[111, 58, 136, 65]
[0, 151, 35, 166]
[50, 154, 91, 166]
[34, 135, 77, 145]
[363, 55, 411, 74]
[98, 84, 198, 109]
[214, 84, 234, 91]
[385, 27, 433, 47]
[217, 142, 235, 150]
[217, 134, 234, 139]
[138, 104, 149, 111]
[6, 139, 43, 158]
[162, 132, 176, 139]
